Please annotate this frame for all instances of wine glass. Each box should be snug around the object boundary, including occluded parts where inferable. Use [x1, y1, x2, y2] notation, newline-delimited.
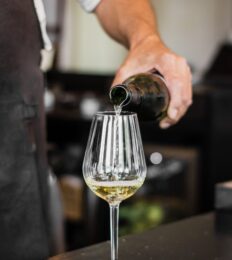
[82, 111, 147, 260]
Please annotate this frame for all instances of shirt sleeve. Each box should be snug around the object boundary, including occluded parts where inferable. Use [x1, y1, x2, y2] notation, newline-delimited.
[77, 0, 101, 12]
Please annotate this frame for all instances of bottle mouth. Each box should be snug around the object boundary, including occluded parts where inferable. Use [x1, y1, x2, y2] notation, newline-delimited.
[109, 85, 131, 107]
[96, 111, 136, 116]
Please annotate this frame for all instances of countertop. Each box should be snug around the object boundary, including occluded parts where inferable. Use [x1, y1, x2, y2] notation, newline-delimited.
[50, 211, 232, 260]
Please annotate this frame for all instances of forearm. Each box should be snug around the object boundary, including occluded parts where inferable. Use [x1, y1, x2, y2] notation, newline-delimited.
[94, 0, 192, 128]
[95, 0, 161, 49]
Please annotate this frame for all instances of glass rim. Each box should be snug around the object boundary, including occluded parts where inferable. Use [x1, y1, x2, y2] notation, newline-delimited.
[95, 111, 137, 116]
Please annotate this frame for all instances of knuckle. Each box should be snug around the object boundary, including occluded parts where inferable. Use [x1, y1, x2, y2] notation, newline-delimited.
[162, 53, 176, 65]
[115, 68, 130, 84]
[169, 116, 180, 125]
[187, 99, 193, 107]
[178, 57, 191, 74]
[179, 57, 188, 67]
[116, 68, 125, 78]
[182, 98, 192, 107]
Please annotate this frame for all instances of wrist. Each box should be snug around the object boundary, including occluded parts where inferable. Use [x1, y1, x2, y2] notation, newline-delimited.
[129, 31, 162, 50]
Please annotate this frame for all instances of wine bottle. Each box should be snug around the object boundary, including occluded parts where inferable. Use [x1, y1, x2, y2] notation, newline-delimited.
[110, 69, 170, 121]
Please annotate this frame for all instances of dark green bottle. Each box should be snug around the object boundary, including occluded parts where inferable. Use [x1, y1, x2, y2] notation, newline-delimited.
[109, 69, 170, 121]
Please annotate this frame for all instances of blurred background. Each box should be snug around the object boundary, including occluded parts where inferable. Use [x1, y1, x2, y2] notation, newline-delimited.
[43, 0, 232, 253]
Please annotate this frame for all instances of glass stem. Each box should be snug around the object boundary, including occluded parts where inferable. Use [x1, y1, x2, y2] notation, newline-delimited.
[110, 204, 119, 260]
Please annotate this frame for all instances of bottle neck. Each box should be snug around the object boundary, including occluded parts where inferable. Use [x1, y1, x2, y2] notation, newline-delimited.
[110, 84, 141, 107]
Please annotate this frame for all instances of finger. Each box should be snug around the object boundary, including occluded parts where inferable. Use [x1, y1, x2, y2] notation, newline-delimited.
[166, 78, 183, 119]
[164, 59, 192, 115]
[160, 78, 192, 129]
[159, 105, 184, 129]
[112, 64, 149, 87]
[159, 118, 176, 129]
[177, 66, 193, 120]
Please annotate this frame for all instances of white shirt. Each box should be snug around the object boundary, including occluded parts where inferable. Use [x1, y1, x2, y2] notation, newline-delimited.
[78, 0, 101, 12]
[33, 0, 101, 70]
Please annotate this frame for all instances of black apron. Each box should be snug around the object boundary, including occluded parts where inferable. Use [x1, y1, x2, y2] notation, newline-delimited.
[0, 1, 50, 259]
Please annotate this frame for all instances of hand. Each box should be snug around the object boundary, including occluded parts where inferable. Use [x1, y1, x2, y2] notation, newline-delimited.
[112, 35, 192, 128]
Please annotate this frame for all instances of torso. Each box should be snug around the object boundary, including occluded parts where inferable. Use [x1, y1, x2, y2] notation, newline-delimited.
[0, 1, 49, 258]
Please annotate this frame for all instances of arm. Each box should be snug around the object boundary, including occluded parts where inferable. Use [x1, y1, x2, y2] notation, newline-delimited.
[95, 0, 192, 128]
[95, 0, 158, 49]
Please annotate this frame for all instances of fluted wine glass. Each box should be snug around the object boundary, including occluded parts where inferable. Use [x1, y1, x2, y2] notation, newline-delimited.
[83, 111, 147, 260]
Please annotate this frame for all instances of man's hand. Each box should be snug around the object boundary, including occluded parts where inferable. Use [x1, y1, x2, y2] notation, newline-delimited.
[95, 0, 192, 128]
[112, 35, 192, 128]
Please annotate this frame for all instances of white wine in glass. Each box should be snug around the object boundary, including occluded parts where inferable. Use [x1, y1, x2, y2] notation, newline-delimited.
[83, 111, 147, 260]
